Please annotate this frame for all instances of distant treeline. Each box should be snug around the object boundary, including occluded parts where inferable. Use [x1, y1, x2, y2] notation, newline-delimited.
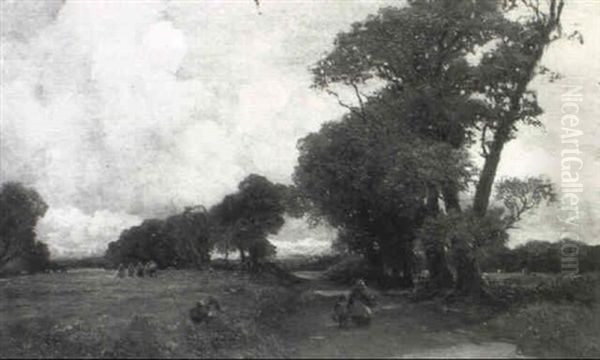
[52, 256, 109, 270]
[105, 174, 298, 270]
[479, 239, 600, 274]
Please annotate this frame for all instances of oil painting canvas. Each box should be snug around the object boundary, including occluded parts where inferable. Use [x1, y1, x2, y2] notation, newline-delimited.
[1, 0, 599, 358]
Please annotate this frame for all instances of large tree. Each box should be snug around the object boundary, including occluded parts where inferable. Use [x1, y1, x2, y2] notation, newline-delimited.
[209, 174, 286, 269]
[471, 0, 565, 216]
[307, 0, 568, 295]
[294, 101, 473, 286]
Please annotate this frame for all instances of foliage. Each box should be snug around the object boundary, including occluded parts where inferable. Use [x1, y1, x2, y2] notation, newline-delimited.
[323, 254, 371, 286]
[494, 176, 556, 228]
[165, 206, 213, 267]
[479, 239, 600, 274]
[0, 182, 50, 273]
[209, 174, 286, 268]
[105, 207, 212, 269]
[106, 174, 287, 270]
[0, 269, 295, 358]
[472, 0, 566, 215]
[294, 105, 473, 286]
[306, 0, 489, 288]
[418, 209, 510, 293]
[304, 0, 569, 294]
[51, 256, 109, 270]
[485, 272, 598, 308]
[490, 301, 600, 358]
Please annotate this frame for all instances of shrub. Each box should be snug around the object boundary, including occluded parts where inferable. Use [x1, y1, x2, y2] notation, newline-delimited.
[485, 273, 598, 308]
[323, 254, 372, 285]
[490, 302, 600, 358]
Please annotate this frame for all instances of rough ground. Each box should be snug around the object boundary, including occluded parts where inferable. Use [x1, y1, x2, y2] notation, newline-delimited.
[3, 268, 590, 358]
[0, 268, 295, 358]
[284, 271, 524, 358]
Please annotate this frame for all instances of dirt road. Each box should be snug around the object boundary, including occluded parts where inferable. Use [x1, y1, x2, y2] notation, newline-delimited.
[286, 272, 523, 358]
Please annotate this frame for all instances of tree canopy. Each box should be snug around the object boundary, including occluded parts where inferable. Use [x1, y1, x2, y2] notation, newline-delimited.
[105, 206, 212, 269]
[297, 0, 568, 294]
[0, 182, 50, 274]
[294, 100, 473, 285]
[209, 174, 287, 268]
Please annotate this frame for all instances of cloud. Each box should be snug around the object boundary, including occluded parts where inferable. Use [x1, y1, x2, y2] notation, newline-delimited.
[37, 207, 142, 258]
[1, 0, 396, 257]
[1, 0, 598, 258]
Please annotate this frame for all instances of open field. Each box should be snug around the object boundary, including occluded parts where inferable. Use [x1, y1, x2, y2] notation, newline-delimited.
[0, 268, 297, 358]
[1, 267, 599, 358]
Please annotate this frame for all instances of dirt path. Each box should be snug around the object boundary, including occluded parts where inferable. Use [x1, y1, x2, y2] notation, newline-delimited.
[285, 272, 524, 358]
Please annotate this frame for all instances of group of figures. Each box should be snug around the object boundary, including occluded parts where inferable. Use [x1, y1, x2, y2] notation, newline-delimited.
[115, 260, 158, 278]
[332, 279, 377, 328]
[189, 296, 222, 324]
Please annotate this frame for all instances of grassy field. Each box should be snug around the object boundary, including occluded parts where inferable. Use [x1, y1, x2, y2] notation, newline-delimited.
[482, 272, 600, 358]
[0, 268, 299, 358]
[1, 267, 598, 358]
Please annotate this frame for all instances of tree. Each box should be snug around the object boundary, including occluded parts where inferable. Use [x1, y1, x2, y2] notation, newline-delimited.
[294, 106, 473, 286]
[105, 206, 212, 269]
[307, 0, 570, 296]
[472, 0, 566, 216]
[165, 206, 213, 268]
[494, 176, 556, 229]
[310, 0, 505, 289]
[209, 174, 285, 269]
[0, 182, 50, 273]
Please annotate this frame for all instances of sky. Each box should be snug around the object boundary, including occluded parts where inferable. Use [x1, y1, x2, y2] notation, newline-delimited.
[1, 0, 598, 258]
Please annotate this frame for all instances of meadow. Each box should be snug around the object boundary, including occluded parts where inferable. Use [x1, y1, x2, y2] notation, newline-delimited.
[0, 268, 297, 358]
[1, 266, 599, 358]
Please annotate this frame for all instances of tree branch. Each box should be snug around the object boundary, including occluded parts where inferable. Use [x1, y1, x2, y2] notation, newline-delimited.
[351, 82, 367, 121]
[325, 89, 369, 123]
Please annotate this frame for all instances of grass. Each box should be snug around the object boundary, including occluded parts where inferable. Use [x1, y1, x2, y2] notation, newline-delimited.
[0, 268, 299, 358]
[1, 265, 598, 358]
[487, 302, 600, 358]
[480, 272, 600, 358]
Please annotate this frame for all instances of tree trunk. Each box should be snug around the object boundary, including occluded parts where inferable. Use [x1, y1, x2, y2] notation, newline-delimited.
[452, 238, 484, 297]
[424, 186, 454, 289]
[441, 181, 486, 296]
[473, 13, 558, 217]
[425, 243, 454, 289]
[441, 184, 461, 213]
[426, 185, 440, 214]
[400, 249, 414, 288]
[472, 123, 510, 217]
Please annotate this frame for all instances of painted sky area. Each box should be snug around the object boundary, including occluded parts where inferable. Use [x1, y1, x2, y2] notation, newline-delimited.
[1, 0, 598, 258]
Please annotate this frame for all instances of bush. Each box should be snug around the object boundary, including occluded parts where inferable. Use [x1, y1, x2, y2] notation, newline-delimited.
[485, 273, 599, 308]
[276, 253, 343, 272]
[323, 255, 372, 285]
[490, 302, 600, 357]
[109, 315, 163, 358]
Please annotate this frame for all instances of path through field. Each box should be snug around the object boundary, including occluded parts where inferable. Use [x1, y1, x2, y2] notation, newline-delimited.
[287, 271, 524, 358]
[1, 268, 525, 358]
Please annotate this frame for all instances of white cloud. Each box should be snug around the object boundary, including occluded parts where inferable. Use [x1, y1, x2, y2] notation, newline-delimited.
[1, 0, 598, 257]
[37, 206, 142, 259]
